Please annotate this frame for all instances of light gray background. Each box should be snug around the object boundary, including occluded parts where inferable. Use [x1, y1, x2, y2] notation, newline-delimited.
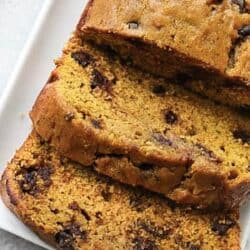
[0, 1, 249, 250]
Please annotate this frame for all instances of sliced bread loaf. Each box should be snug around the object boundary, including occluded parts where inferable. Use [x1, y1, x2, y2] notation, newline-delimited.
[1, 131, 240, 250]
[30, 35, 250, 209]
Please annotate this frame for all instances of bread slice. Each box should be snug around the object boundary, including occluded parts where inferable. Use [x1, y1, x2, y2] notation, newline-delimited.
[0, 131, 240, 250]
[30, 34, 250, 209]
[78, 0, 250, 108]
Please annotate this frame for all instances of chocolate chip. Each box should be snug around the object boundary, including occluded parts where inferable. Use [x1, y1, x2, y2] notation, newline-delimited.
[152, 85, 166, 95]
[228, 24, 250, 69]
[211, 217, 235, 235]
[55, 223, 87, 250]
[18, 165, 53, 195]
[187, 126, 197, 136]
[101, 188, 112, 201]
[72, 224, 86, 239]
[81, 209, 91, 221]
[238, 25, 250, 38]
[189, 244, 201, 250]
[95, 211, 102, 219]
[138, 220, 170, 239]
[55, 230, 74, 250]
[164, 110, 178, 124]
[70, 223, 86, 239]
[233, 129, 250, 144]
[91, 69, 103, 89]
[69, 201, 80, 211]
[232, 0, 245, 12]
[91, 69, 112, 92]
[95, 211, 103, 225]
[91, 119, 102, 129]
[247, 165, 250, 172]
[132, 236, 157, 250]
[138, 163, 154, 171]
[68, 202, 90, 221]
[71, 51, 93, 67]
[18, 167, 38, 195]
[128, 22, 139, 29]
[195, 143, 222, 163]
[37, 165, 53, 187]
[152, 133, 172, 146]
[39, 138, 46, 145]
[50, 208, 59, 214]
[20, 168, 37, 194]
[64, 112, 75, 122]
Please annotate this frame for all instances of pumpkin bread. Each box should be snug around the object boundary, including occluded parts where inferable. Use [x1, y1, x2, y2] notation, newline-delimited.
[79, 0, 250, 108]
[30, 35, 250, 209]
[0, 131, 240, 250]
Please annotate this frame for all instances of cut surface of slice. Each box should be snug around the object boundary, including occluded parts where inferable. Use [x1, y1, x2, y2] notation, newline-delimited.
[30, 35, 250, 209]
[0, 131, 240, 250]
[78, 0, 250, 107]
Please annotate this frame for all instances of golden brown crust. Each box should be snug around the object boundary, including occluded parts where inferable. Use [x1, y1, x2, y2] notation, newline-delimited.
[77, 0, 94, 32]
[78, 0, 250, 107]
[0, 132, 241, 249]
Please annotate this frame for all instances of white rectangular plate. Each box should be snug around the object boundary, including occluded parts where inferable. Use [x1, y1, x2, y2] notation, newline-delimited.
[0, 0, 249, 249]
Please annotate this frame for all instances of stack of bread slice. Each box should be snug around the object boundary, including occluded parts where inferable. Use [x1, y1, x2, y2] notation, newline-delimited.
[1, 1, 249, 249]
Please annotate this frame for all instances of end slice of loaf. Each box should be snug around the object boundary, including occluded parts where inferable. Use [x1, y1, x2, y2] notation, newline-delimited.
[0, 131, 240, 250]
[78, 0, 250, 108]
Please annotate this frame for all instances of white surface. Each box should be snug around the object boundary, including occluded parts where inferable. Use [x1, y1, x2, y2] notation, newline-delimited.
[0, 1, 249, 249]
[0, 0, 44, 96]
